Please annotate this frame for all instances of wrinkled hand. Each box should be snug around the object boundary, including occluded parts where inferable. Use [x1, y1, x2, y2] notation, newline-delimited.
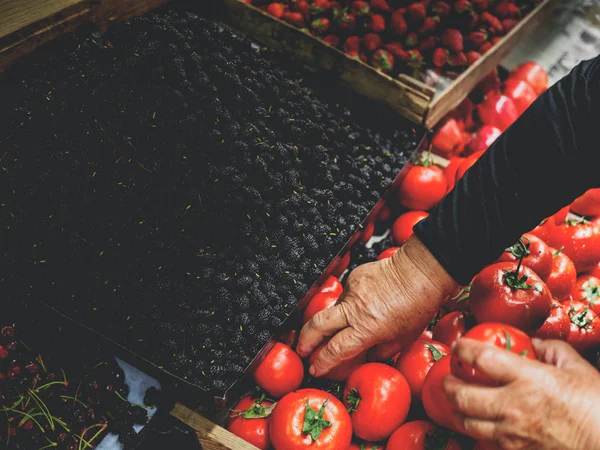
[444, 338, 600, 450]
[296, 235, 456, 377]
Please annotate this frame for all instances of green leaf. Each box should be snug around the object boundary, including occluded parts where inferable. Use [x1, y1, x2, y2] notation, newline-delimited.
[346, 388, 361, 413]
[451, 283, 471, 303]
[552, 246, 564, 258]
[519, 350, 529, 357]
[426, 343, 446, 362]
[570, 307, 593, 329]
[584, 279, 600, 302]
[503, 270, 536, 291]
[302, 397, 332, 441]
[506, 238, 531, 259]
[504, 330, 512, 351]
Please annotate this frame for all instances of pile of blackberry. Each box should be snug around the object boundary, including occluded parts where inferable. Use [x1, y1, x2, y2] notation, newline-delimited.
[0, 11, 419, 395]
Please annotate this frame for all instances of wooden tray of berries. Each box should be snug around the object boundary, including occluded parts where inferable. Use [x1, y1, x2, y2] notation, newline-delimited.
[219, 0, 557, 128]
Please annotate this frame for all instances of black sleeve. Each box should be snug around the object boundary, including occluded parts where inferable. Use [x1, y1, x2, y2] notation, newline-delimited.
[414, 55, 600, 286]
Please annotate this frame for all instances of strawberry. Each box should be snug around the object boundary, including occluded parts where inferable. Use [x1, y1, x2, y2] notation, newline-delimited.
[466, 50, 481, 65]
[407, 2, 427, 25]
[391, 10, 408, 35]
[432, 1, 451, 16]
[363, 33, 382, 51]
[266, 3, 286, 18]
[351, 0, 370, 16]
[419, 36, 437, 53]
[454, 0, 472, 14]
[479, 41, 492, 53]
[311, 0, 332, 14]
[494, 1, 520, 19]
[344, 35, 361, 52]
[502, 18, 518, 33]
[441, 29, 464, 52]
[407, 49, 423, 69]
[418, 16, 440, 36]
[372, 49, 395, 73]
[507, 4, 522, 19]
[481, 12, 503, 34]
[369, 14, 386, 32]
[468, 11, 480, 30]
[291, 0, 310, 15]
[323, 34, 341, 47]
[385, 42, 409, 60]
[283, 11, 305, 26]
[339, 12, 357, 30]
[346, 50, 368, 63]
[405, 32, 419, 48]
[370, 0, 391, 12]
[467, 30, 488, 48]
[311, 17, 330, 34]
[332, 2, 343, 20]
[449, 52, 468, 67]
[472, 0, 488, 11]
[491, 36, 502, 45]
[432, 47, 449, 67]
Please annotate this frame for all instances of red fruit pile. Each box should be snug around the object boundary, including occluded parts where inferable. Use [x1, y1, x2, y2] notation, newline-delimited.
[247, 0, 544, 78]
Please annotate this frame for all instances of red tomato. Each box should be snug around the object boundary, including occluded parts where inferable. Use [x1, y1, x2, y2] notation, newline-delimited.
[443, 157, 465, 192]
[254, 343, 304, 398]
[451, 323, 536, 386]
[303, 292, 339, 325]
[432, 118, 464, 156]
[477, 70, 501, 95]
[348, 443, 384, 450]
[279, 328, 299, 348]
[566, 300, 600, 353]
[529, 218, 555, 243]
[546, 247, 577, 301]
[398, 163, 447, 211]
[270, 389, 352, 450]
[320, 276, 343, 297]
[432, 311, 475, 349]
[571, 189, 600, 217]
[455, 151, 484, 182]
[464, 125, 502, 156]
[361, 221, 376, 243]
[343, 363, 411, 441]
[392, 211, 429, 245]
[571, 276, 600, 313]
[395, 340, 450, 402]
[377, 247, 400, 261]
[444, 284, 472, 312]
[503, 77, 537, 114]
[387, 420, 462, 450]
[592, 262, 600, 279]
[378, 205, 392, 222]
[477, 94, 518, 132]
[332, 252, 351, 277]
[534, 302, 570, 341]
[552, 206, 571, 226]
[545, 219, 600, 273]
[228, 396, 274, 450]
[308, 341, 366, 382]
[421, 356, 459, 431]
[510, 61, 548, 96]
[419, 329, 433, 340]
[496, 234, 553, 281]
[470, 262, 552, 333]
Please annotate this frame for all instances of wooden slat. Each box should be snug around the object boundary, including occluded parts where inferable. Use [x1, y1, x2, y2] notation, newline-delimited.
[0, 0, 85, 38]
[171, 403, 259, 450]
[91, 0, 170, 31]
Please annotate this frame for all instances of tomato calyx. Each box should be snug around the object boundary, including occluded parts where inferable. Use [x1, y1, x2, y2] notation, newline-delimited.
[302, 396, 332, 441]
[360, 445, 379, 450]
[232, 394, 276, 420]
[426, 343, 446, 362]
[503, 270, 536, 291]
[427, 310, 443, 331]
[424, 428, 453, 450]
[566, 216, 589, 227]
[552, 246, 564, 258]
[504, 330, 512, 351]
[584, 280, 600, 302]
[451, 283, 471, 303]
[414, 147, 434, 168]
[346, 388, 361, 413]
[569, 307, 593, 330]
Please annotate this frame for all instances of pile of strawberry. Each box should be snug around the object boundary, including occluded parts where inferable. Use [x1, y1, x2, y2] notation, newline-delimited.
[223, 60, 600, 450]
[241, 0, 543, 78]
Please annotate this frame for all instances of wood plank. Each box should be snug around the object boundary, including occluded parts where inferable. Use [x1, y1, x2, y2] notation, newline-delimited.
[91, 0, 170, 31]
[171, 403, 259, 450]
[0, 0, 86, 38]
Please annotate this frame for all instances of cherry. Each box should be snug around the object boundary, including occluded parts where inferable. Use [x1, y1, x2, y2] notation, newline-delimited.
[25, 363, 39, 374]
[1, 326, 15, 338]
[5, 342, 17, 352]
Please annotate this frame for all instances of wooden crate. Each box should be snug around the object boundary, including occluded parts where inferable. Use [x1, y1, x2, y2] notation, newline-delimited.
[221, 0, 557, 129]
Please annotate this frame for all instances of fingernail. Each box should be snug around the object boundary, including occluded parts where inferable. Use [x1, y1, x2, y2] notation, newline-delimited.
[309, 365, 317, 376]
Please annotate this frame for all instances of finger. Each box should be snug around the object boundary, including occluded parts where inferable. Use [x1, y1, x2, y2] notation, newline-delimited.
[443, 375, 505, 420]
[454, 339, 536, 384]
[309, 327, 368, 377]
[368, 340, 405, 362]
[452, 412, 500, 441]
[531, 338, 587, 369]
[297, 303, 350, 357]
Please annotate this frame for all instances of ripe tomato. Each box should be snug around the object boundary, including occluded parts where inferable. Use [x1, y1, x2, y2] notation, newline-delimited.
[377, 247, 400, 261]
[387, 420, 462, 450]
[348, 443, 384, 450]
[566, 300, 600, 353]
[303, 292, 339, 325]
[470, 262, 552, 333]
[510, 61, 548, 95]
[455, 151, 484, 182]
[477, 70, 501, 95]
[534, 302, 570, 341]
[571, 276, 600, 313]
[398, 163, 447, 211]
[592, 262, 600, 279]
[422, 356, 458, 431]
[228, 395, 274, 450]
[270, 389, 352, 450]
[444, 284, 472, 312]
[464, 125, 502, 156]
[443, 157, 465, 193]
[395, 340, 450, 402]
[392, 211, 429, 245]
[279, 328, 299, 348]
[378, 205, 392, 222]
[529, 218, 555, 243]
[320, 275, 343, 297]
[496, 234, 553, 281]
[343, 363, 411, 441]
[254, 343, 304, 398]
[571, 189, 600, 217]
[451, 323, 536, 386]
[477, 94, 518, 132]
[361, 221, 376, 243]
[308, 340, 366, 382]
[546, 247, 577, 301]
[432, 311, 475, 349]
[503, 77, 537, 114]
[432, 118, 464, 156]
[545, 219, 600, 273]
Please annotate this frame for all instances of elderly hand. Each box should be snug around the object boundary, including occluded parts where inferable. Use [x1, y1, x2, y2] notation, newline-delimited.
[444, 338, 600, 450]
[296, 235, 456, 377]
